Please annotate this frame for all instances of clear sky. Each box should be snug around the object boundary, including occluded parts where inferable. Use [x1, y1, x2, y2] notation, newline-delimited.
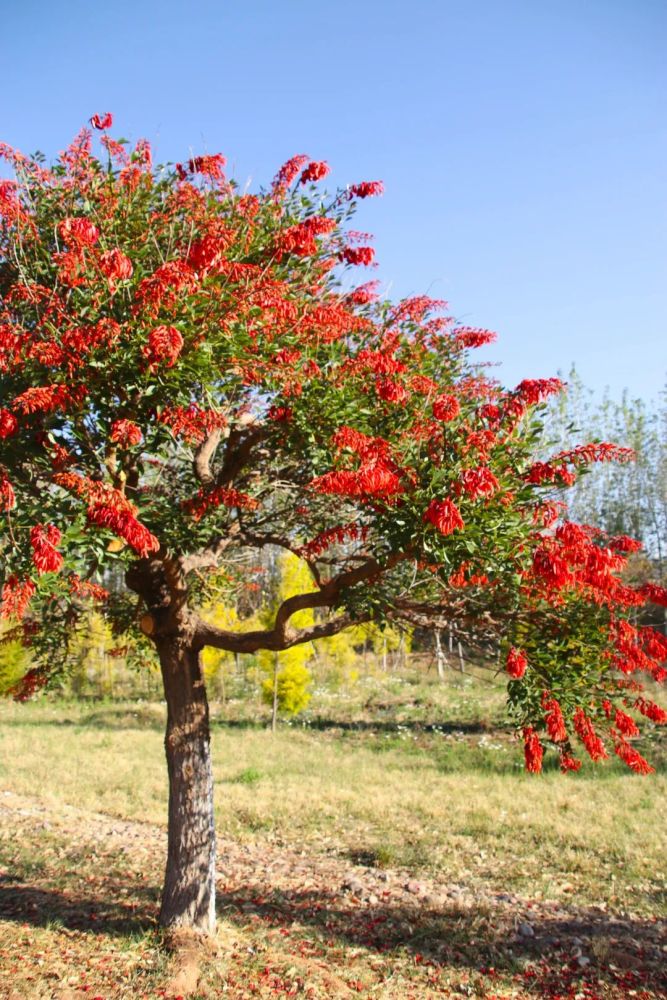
[1, 0, 665, 400]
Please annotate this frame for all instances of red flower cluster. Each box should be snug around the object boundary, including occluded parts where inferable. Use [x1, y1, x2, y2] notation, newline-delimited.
[639, 582, 667, 607]
[0, 575, 36, 619]
[559, 752, 582, 773]
[278, 216, 337, 257]
[299, 523, 367, 559]
[423, 498, 464, 536]
[90, 112, 113, 130]
[506, 647, 527, 679]
[459, 466, 499, 500]
[573, 708, 608, 761]
[0, 471, 15, 510]
[53, 473, 159, 557]
[613, 734, 654, 775]
[271, 154, 309, 196]
[157, 405, 227, 444]
[134, 260, 196, 315]
[432, 394, 460, 421]
[376, 377, 408, 403]
[514, 378, 564, 405]
[300, 161, 330, 184]
[176, 154, 226, 181]
[348, 181, 384, 199]
[542, 694, 567, 742]
[0, 409, 18, 438]
[340, 246, 375, 266]
[523, 727, 543, 773]
[634, 698, 667, 724]
[100, 248, 133, 291]
[30, 523, 63, 575]
[183, 485, 259, 522]
[143, 326, 184, 368]
[453, 327, 497, 349]
[110, 419, 143, 447]
[58, 217, 99, 247]
[68, 574, 109, 603]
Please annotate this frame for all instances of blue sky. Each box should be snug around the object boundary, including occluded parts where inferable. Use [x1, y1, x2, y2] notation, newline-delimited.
[1, 0, 665, 400]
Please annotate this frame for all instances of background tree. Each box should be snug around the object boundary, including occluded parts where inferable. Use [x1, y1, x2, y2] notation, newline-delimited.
[1, 118, 665, 938]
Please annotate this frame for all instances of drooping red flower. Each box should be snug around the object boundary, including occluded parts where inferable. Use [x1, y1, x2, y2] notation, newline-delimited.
[90, 112, 113, 130]
[86, 504, 159, 557]
[506, 646, 528, 679]
[0, 408, 18, 438]
[523, 727, 543, 773]
[459, 466, 499, 500]
[542, 694, 567, 741]
[423, 498, 464, 536]
[176, 154, 226, 181]
[182, 486, 260, 522]
[559, 751, 582, 773]
[532, 546, 573, 589]
[300, 161, 330, 184]
[340, 246, 375, 266]
[453, 327, 497, 349]
[634, 698, 667, 724]
[99, 248, 133, 291]
[0, 576, 36, 620]
[639, 583, 667, 607]
[30, 524, 63, 575]
[613, 735, 654, 775]
[58, 217, 100, 247]
[432, 394, 460, 421]
[514, 378, 564, 405]
[278, 216, 337, 257]
[143, 326, 184, 368]
[0, 472, 15, 510]
[110, 419, 143, 447]
[614, 708, 640, 737]
[347, 181, 384, 199]
[573, 708, 608, 762]
[376, 377, 407, 403]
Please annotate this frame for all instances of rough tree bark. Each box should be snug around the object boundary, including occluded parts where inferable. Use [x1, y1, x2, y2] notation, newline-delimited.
[155, 631, 217, 935]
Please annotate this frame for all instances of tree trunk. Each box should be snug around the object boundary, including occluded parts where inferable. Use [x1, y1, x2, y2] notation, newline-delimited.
[156, 633, 216, 935]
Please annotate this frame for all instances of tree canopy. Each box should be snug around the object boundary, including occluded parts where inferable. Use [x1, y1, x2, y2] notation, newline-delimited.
[1, 116, 665, 776]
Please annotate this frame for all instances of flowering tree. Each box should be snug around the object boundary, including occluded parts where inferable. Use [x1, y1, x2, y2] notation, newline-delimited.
[1, 116, 665, 936]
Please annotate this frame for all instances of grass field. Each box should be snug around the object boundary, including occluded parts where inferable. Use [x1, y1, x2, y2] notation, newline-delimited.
[0, 667, 665, 998]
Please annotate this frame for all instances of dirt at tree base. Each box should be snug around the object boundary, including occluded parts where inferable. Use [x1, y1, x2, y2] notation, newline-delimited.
[0, 789, 664, 999]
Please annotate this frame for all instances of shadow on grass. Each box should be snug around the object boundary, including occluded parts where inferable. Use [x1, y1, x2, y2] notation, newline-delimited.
[1, 863, 664, 994]
[0, 877, 157, 936]
[215, 884, 667, 992]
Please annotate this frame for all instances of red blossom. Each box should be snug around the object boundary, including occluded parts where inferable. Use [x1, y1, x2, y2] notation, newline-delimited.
[376, 377, 408, 403]
[453, 327, 497, 349]
[639, 582, 667, 607]
[613, 734, 654, 775]
[30, 524, 63, 575]
[183, 486, 259, 521]
[278, 216, 337, 257]
[459, 466, 499, 500]
[347, 181, 384, 199]
[634, 698, 667, 724]
[423, 498, 464, 536]
[0, 472, 15, 511]
[87, 504, 159, 556]
[143, 325, 184, 368]
[523, 727, 543, 773]
[0, 408, 18, 438]
[340, 246, 375, 266]
[99, 248, 133, 291]
[573, 708, 608, 762]
[432, 393, 460, 421]
[0, 576, 36, 620]
[559, 751, 582, 772]
[271, 154, 309, 196]
[58, 217, 99, 247]
[614, 708, 640, 737]
[542, 694, 567, 741]
[300, 161, 330, 184]
[514, 378, 564, 405]
[110, 420, 143, 447]
[89, 112, 113, 130]
[506, 647, 528, 679]
[177, 154, 226, 181]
